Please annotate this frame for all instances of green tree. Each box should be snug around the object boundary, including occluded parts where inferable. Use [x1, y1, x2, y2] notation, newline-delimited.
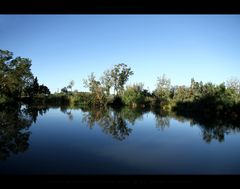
[173, 85, 189, 102]
[0, 49, 33, 101]
[25, 77, 50, 97]
[83, 73, 106, 105]
[38, 84, 50, 96]
[154, 74, 171, 106]
[189, 78, 202, 101]
[110, 63, 133, 96]
[100, 69, 113, 96]
[122, 83, 145, 107]
[226, 77, 240, 102]
[226, 77, 240, 92]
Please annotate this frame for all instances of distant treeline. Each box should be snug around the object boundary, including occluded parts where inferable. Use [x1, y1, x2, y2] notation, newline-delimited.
[1, 49, 240, 121]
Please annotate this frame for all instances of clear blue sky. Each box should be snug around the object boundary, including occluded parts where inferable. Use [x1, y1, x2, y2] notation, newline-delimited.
[1, 15, 240, 93]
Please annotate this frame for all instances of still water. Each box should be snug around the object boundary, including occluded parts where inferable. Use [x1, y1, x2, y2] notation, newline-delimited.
[1, 105, 240, 174]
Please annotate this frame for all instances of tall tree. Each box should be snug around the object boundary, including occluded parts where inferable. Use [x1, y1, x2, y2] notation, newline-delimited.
[154, 74, 171, 100]
[110, 63, 133, 96]
[83, 73, 106, 105]
[100, 69, 113, 96]
[0, 50, 12, 103]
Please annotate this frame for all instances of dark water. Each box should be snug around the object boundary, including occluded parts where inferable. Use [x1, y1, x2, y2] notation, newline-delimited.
[1, 105, 240, 174]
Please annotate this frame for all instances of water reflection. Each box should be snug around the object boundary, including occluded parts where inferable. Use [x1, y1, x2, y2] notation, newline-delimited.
[1, 104, 240, 161]
[152, 110, 170, 131]
[81, 107, 145, 141]
[60, 107, 74, 121]
[196, 119, 240, 143]
[23, 105, 49, 123]
[80, 107, 240, 142]
[0, 105, 48, 160]
[173, 111, 240, 143]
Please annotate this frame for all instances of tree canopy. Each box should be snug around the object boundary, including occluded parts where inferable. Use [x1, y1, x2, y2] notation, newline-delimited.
[0, 50, 33, 100]
[110, 63, 133, 95]
[0, 49, 50, 104]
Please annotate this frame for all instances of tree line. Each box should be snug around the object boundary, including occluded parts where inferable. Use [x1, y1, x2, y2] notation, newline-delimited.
[1, 49, 240, 122]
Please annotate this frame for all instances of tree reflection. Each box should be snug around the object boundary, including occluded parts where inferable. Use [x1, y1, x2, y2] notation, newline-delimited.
[23, 104, 49, 123]
[80, 106, 240, 143]
[196, 119, 240, 143]
[60, 106, 74, 121]
[0, 104, 48, 160]
[100, 109, 132, 141]
[120, 107, 148, 125]
[173, 110, 240, 143]
[152, 109, 170, 131]
[81, 107, 149, 141]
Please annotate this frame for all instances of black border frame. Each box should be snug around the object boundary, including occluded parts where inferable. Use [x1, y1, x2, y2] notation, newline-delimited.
[0, 0, 240, 14]
[1, 0, 240, 186]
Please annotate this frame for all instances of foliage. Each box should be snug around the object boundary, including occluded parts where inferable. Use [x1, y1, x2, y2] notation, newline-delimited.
[172, 78, 240, 121]
[153, 74, 171, 109]
[122, 83, 146, 107]
[110, 63, 133, 95]
[1, 49, 240, 122]
[100, 69, 113, 96]
[80, 63, 133, 107]
[83, 73, 106, 106]
[38, 84, 50, 96]
[25, 77, 50, 97]
[0, 49, 50, 104]
[226, 77, 240, 101]
[0, 50, 33, 101]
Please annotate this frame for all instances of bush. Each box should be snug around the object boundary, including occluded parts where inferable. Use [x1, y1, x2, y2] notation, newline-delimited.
[122, 84, 145, 107]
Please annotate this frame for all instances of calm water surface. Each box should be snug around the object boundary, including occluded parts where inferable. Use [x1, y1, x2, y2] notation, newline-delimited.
[1, 106, 240, 174]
